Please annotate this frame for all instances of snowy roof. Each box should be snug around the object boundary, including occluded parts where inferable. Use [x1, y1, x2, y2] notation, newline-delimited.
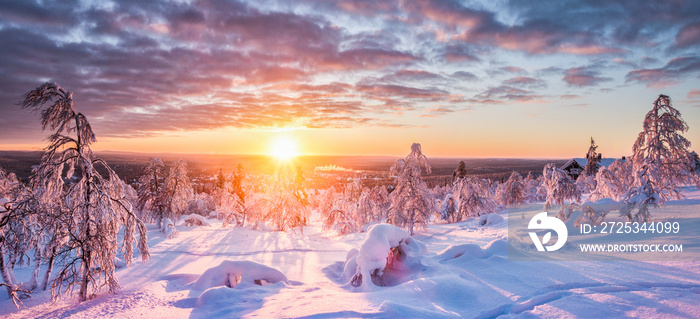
[566, 158, 621, 169]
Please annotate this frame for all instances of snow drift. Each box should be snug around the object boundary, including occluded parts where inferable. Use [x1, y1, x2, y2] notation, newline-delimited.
[191, 260, 288, 292]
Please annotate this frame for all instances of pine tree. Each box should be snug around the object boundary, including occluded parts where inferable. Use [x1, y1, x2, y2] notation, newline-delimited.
[20, 82, 149, 302]
[453, 160, 468, 182]
[388, 143, 435, 235]
[584, 137, 601, 176]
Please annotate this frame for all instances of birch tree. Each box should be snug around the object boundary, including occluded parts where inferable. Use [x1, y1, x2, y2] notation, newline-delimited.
[20, 82, 149, 302]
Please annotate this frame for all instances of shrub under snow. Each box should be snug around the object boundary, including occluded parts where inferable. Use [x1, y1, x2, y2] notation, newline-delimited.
[344, 224, 427, 290]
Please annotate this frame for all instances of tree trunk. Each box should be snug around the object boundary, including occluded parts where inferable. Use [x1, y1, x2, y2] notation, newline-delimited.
[0, 249, 15, 297]
[79, 249, 91, 302]
[26, 248, 42, 291]
[40, 247, 56, 291]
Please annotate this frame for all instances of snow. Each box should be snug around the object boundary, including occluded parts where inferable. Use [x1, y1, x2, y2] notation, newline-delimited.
[181, 214, 211, 227]
[2, 190, 700, 318]
[478, 213, 505, 226]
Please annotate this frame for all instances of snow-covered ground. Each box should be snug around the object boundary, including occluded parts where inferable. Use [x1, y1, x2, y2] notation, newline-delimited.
[2, 191, 700, 318]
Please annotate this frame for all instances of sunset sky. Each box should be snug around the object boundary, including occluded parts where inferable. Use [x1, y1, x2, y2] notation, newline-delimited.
[1, 0, 699, 158]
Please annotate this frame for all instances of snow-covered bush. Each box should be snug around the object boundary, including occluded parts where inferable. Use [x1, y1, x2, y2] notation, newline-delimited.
[575, 198, 622, 227]
[161, 218, 178, 239]
[344, 224, 427, 290]
[388, 143, 435, 235]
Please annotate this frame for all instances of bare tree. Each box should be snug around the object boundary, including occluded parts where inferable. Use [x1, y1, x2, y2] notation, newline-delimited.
[20, 82, 149, 302]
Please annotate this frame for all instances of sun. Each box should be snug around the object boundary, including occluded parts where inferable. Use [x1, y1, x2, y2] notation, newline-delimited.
[269, 135, 299, 160]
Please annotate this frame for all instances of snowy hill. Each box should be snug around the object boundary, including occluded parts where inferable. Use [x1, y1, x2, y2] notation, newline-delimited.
[2, 192, 700, 318]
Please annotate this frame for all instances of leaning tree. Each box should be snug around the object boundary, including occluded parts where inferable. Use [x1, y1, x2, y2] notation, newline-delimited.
[623, 94, 699, 222]
[21, 82, 149, 302]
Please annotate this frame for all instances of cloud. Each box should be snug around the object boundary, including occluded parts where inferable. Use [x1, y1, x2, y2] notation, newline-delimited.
[688, 89, 700, 99]
[476, 85, 543, 103]
[503, 77, 547, 89]
[626, 56, 700, 88]
[674, 22, 700, 49]
[1, 0, 699, 143]
[563, 67, 612, 87]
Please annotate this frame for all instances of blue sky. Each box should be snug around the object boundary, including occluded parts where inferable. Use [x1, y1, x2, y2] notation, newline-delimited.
[0, 0, 699, 157]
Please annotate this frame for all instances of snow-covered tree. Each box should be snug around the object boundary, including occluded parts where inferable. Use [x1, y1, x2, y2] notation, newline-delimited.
[388, 143, 435, 235]
[496, 171, 527, 207]
[136, 158, 167, 227]
[451, 177, 498, 220]
[590, 159, 632, 202]
[617, 95, 698, 222]
[0, 167, 36, 304]
[253, 170, 309, 232]
[541, 163, 581, 218]
[584, 137, 601, 176]
[630, 94, 698, 202]
[164, 160, 194, 220]
[523, 172, 543, 202]
[20, 82, 149, 302]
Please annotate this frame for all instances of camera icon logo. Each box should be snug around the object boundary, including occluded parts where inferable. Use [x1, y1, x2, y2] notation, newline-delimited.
[528, 212, 568, 252]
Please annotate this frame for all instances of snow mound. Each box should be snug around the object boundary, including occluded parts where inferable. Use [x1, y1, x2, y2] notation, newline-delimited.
[436, 239, 508, 262]
[344, 224, 427, 290]
[162, 218, 178, 239]
[191, 260, 288, 292]
[478, 213, 504, 226]
[182, 214, 211, 227]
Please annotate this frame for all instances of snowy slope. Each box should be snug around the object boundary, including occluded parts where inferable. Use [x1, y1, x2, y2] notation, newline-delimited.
[2, 193, 700, 318]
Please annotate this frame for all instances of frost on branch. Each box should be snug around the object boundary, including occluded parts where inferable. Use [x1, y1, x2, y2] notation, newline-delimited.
[20, 82, 149, 302]
[344, 224, 426, 290]
[388, 143, 435, 235]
